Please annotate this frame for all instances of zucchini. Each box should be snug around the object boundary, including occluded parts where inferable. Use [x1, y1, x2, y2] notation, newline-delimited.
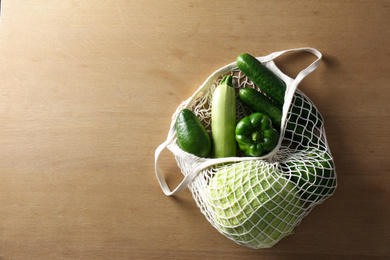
[211, 75, 236, 158]
[176, 109, 211, 158]
[239, 88, 282, 127]
[237, 53, 286, 106]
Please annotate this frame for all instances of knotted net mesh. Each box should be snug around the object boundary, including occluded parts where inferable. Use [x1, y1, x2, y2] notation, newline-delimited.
[165, 66, 337, 249]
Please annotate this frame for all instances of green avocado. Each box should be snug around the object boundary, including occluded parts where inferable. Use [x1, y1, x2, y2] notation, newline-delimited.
[175, 109, 211, 158]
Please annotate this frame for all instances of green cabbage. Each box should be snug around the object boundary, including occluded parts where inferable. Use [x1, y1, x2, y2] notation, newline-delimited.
[206, 160, 302, 248]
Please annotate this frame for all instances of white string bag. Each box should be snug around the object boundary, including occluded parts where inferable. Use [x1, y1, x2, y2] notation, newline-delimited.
[155, 47, 337, 249]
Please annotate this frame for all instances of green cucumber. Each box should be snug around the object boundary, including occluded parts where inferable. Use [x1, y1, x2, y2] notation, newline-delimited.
[285, 121, 319, 148]
[239, 88, 282, 127]
[237, 53, 286, 106]
[291, 92, 323, 128]
[286, 148, 335, 201]
[176, 109, 211, 158]
[211, 75, 236, 158]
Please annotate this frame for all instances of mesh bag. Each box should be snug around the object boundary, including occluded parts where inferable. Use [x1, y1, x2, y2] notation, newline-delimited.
[155, 47, 337, 249]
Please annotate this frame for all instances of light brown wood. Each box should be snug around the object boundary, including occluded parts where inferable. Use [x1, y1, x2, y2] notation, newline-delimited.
[0, 1, 389, 259]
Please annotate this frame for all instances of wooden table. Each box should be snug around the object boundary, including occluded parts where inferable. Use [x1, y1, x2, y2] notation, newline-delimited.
[0, 1, 389, 259]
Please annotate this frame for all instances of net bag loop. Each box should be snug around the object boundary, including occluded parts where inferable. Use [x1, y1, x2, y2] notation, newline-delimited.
[154, 47, 337, 249]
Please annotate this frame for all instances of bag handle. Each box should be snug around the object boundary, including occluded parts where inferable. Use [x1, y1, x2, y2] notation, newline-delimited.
[155, 141, 251, 196]
[259, 47, 322, 86]
[264, 48, 322, 141]
[155, 47, 322, 196]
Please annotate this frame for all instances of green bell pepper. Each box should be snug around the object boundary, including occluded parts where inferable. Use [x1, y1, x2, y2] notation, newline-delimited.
[235, 112, 279, 157]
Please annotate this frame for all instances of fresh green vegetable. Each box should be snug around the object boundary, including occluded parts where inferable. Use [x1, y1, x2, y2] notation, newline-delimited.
[290, 92, 323, 128]
[239, 88, 282, 127]
[207, 160, 302, 248]
[286, 148, 336, 201]
[175, 109, 211, 158]
[237, 53, 286, 106]
[284, 120, 319, 148]
[235, 112, 279, 157]
[211, 75, 236, 158]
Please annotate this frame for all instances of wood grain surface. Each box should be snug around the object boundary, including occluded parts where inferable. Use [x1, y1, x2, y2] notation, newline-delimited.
[0, 1, 389, 259]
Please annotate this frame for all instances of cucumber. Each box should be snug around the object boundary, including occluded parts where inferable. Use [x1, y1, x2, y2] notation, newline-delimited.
[285, 121, 319, 148]
[239, 88, 282, 127]
[176, 109, 211, 158]
[291, 92, 323, 128]
[237, 53, 286, 106]
[211, 75, 236, 158]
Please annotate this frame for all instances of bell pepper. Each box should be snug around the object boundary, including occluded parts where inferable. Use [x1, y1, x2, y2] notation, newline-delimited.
[235, 112, 279, 157]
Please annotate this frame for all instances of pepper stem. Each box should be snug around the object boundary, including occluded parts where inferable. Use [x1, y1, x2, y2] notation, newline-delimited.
[252, 131, 263, 142]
